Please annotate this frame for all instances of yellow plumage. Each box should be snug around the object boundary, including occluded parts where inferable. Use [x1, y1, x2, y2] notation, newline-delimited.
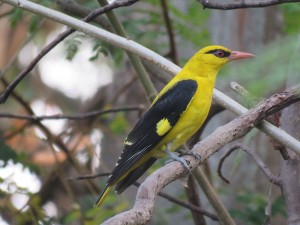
[95, 45, 254, 207]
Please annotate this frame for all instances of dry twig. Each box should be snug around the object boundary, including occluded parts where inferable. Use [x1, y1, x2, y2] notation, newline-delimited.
[217, 143, 281, 185]
[0, 106, 143, 121]
[198, 0, 300, 10]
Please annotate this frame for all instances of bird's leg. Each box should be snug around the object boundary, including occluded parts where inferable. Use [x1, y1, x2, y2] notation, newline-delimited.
[164, 149, 190, 170]
[177, 149, 201, 161]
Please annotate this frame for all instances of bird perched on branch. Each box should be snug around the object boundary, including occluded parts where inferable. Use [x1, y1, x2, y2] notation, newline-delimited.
[95, 45, 254, 207]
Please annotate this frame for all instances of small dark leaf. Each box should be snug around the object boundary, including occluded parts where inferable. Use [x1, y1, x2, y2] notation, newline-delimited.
[64, 38, 82, 61]
[89, 41, 109, 61]
[9, 8, 23, 28]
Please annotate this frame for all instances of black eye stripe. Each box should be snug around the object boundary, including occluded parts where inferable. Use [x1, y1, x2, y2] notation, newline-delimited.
[205, 49, 231, 58]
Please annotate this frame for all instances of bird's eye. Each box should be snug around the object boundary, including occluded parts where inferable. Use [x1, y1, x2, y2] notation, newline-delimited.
[214, 50, 225, 58]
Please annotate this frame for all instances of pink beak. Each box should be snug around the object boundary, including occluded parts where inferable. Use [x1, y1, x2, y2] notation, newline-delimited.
[229, 51, 255, 60]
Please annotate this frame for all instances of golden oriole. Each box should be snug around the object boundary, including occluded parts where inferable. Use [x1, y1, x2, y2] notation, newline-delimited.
[95, 45, 254, 207]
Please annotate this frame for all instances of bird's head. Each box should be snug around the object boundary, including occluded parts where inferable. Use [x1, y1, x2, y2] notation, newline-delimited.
[191, 45, 255, 71]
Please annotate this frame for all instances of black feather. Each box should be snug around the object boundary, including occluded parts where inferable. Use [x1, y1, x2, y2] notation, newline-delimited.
[107, 79, 198, 187]
[115, 157, 157, 194]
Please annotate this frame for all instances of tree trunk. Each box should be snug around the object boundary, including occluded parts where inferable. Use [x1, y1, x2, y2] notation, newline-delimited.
[280, 58, 300, 224]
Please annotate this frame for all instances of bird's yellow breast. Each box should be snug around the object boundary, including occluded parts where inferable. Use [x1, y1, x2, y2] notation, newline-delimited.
[149, 72, 217, 159]
[162, 78, 213, 149]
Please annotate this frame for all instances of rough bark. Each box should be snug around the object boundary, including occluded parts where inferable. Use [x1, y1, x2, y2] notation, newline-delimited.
[280, 72, 300, 224]
[102, 85, 300, 225]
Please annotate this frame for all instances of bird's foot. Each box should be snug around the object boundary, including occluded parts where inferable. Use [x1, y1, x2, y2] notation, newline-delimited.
[177, 149, 201, 161]
[164, 149, 190, 171]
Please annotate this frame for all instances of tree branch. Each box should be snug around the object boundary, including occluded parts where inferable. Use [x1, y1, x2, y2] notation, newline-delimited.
[102, 84, 300, 224]
[97, 0, 157, 100]
[134, 181, 219, 221]
[0, 0, 141, 104]
[218, 143, 281, 186]
[2, 0, 300, 154]
[193, 168, 236, 225]
[160, 0, 178, 64]
[184, 175, 207, 225]
[69, 173, 219, 221]
[198, 0, 300, 10]
[0, 106, 143, 121]
[55, 0, 113, 32]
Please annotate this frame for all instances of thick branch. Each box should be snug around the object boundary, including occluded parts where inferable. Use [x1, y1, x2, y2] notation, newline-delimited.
[198, 0, 300, 10]
[2, 0, 300, 154]
[102, 85, 300, 224]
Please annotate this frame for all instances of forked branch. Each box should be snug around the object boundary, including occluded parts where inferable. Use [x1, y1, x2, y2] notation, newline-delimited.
[102, 84, 300, 224]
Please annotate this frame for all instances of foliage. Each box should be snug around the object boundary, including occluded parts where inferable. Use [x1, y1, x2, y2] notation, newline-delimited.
[281, 3, 300, 34]
[9, 8, 23, 27]
[109, 113, 129, 134]
[230, 191, 286, 224]
[0, 139, 39, 173]
[0, 139, 18, 166]
[1, 0, 300, 224]
[64, 35, 82, 61]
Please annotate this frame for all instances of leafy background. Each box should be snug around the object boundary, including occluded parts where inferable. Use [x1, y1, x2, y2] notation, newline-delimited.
[1, 0, 300, 224]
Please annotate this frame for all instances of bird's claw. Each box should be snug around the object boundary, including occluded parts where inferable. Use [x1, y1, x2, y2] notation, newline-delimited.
[177, 149, 201, 161]
[164, 150, 190, 171]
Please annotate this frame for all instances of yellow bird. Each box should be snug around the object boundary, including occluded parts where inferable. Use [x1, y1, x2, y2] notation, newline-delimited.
[95, 45, 254, 207]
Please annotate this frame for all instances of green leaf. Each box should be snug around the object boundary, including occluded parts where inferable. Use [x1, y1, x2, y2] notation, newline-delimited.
[109, 113, 128, 134]
[89, 41, 109, 61]
[64, 37, 82, 61]
[0, 139, 18, 166]
[9, 8, 23, 28]
[61, 209, 81, 224]
[29, 14, 42, 33]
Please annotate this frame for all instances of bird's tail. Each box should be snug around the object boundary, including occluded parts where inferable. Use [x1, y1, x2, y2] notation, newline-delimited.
[94, 186, 112, 207]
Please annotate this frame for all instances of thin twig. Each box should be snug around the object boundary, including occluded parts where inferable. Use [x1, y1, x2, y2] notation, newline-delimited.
[97, 0, 157, 100]
[160, 0, 178, 64]
[0, 106, 143, 121]
[68, 172, 110, 181]
[218, 143, 281, 186]
[0, 19, 45, 80]
[217, 148, 235, 184]
[230, 81, 259, 107]
[0, 0, 141, 104]
[111, 76, 138, 104]
[0, 8, 13, 17]
[184, 175, 207, 225]
[157, 188, 218, 221]
[55, 0, 113, 31]
[230, 81, 291, 160]
[198, 0, 300, 10]
[69, 172, 219, 221]
[1, 77, 98, 184]
[3, 122, 31, 139]
[134, 181, 218, 221]
[193, 168, 236, 225]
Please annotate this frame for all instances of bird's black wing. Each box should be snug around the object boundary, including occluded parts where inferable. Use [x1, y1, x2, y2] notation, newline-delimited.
[115, 157, 157, 194]
[107, 79, 198, 186]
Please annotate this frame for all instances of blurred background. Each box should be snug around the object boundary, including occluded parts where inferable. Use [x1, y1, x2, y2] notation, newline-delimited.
[0, 0, 300, 224]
